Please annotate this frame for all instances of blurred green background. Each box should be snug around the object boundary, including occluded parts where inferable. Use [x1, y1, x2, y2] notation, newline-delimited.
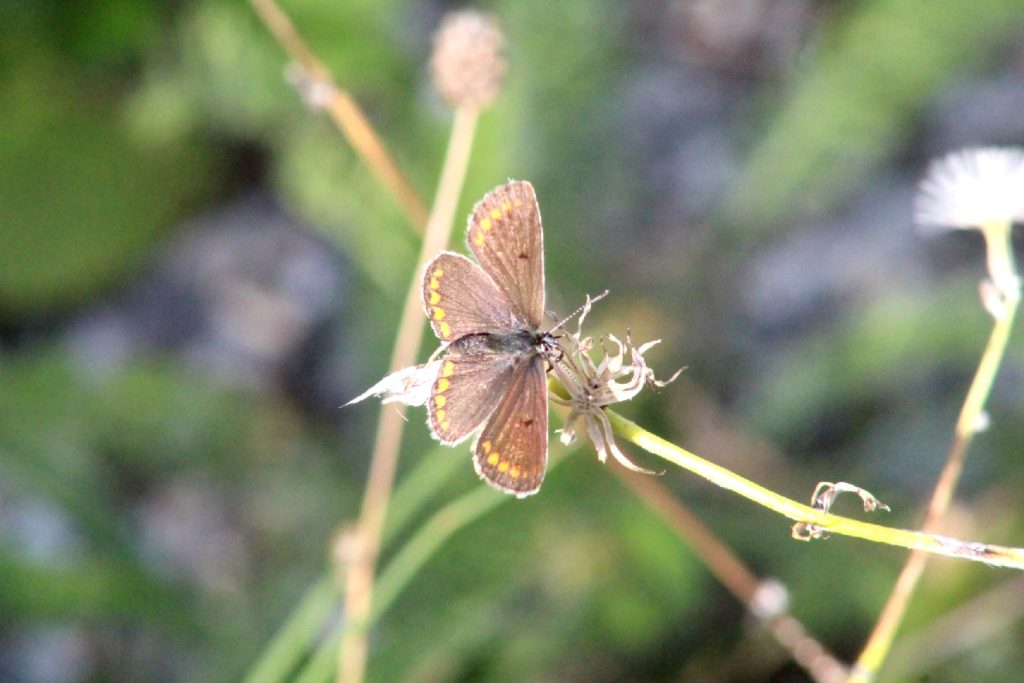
[3, 0, 1024, 681]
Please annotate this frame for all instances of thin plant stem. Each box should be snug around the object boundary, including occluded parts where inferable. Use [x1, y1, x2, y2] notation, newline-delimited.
[337, 106, 479, 683]
[240, 447, 466, 683]
[350, 452, 571, 639]
[618, 470, 761, 602]
[256, 397, 1024, 683]
[885, 575, 1024, 680]
[288, 455, 564, 683]
[371, 482, 508, 623]
[849, 221, 1020, 683]
[382, 446, 466, 548]
[617, 471, 848, 683]
[606, 409, 1024, 569]
[295, 629, 340, 683]
[250, 0, 430, 232]
[244, 575, 336, 683]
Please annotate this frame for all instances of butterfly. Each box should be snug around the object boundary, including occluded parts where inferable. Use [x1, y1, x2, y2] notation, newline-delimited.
[422, 180, 560, 497]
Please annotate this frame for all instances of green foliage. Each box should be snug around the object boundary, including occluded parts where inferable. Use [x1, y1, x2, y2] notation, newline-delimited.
[4, 0, 1024, 680]
[0, 52, 216, 316]
[0, 348, 352, 678]
[726, 0, 1024, 234]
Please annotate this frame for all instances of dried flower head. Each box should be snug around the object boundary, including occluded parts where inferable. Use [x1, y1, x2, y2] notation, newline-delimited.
[347, 292, 681, 482]
[551, 298, 681, 473]
[430, 10, 506, 110]
[344, 360, 440, 408]
[915, 147, 1024, 229]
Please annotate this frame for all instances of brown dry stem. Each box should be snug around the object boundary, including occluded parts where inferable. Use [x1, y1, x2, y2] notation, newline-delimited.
[250, 0, 429, 232]
[336, 106, 479, 683]
[620, 471, 848, 683]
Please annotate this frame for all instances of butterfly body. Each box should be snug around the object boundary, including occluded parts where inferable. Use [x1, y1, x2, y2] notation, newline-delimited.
[421, 180, 557, 497]
[447, 330, 547, 356]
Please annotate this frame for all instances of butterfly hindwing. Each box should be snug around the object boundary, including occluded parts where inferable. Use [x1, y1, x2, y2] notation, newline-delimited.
[421, 181, 553, 497]
[466, 181, 545, 329]
[428, 352, 517, 445]
[473, 355, 549, 497]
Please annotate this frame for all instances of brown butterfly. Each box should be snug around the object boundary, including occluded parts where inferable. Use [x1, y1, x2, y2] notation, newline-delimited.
[422, 180, 559, 497]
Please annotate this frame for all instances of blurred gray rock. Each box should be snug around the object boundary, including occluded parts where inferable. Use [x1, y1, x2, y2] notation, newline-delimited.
[66, 192, 349, 410]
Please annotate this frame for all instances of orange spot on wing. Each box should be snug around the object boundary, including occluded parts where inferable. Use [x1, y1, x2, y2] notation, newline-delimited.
[434, 395, 446, 408]
[498, 460, 510, 473]
[487, 452, 500, 465]
[439, 321, 452, 338]
[429, 290, 441, 304]
[431, 306, 446, 321]
[442, 361, 455, 377]
[490, 208, 501, 220]
[437, 378, 450, 392]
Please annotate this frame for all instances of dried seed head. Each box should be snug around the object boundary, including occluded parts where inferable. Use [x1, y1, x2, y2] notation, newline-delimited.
[916, 147, 1024, 307]
[915, 147, 1024, 230]
[551, 294, 681, 474]
[430, 10, 506, 110]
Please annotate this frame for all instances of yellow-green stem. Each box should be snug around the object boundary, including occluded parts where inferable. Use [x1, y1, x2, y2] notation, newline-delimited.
[608, 410, 1024, 568]
[884, 575, 1024, 680]
[259, 396, 1024, 683]
[849, 219, 1020, 682]
[244, 576, 335, 683]
[337, 106, 479, 683]
[618, 471, 847, 683]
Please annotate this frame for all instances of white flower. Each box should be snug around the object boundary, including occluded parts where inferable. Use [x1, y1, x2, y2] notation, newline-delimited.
[915, 147, 1024, 229]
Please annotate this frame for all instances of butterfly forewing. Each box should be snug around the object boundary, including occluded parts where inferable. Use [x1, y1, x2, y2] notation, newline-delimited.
[419, 181, 554, 497]
[428, 353, 518, 445]
[473, 356, 549, 496]
[466, 181, 545, 328]
[422, 252, 521, 343]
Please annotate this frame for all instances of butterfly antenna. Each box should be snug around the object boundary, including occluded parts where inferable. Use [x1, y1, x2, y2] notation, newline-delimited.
[549, 289, 609, 334]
